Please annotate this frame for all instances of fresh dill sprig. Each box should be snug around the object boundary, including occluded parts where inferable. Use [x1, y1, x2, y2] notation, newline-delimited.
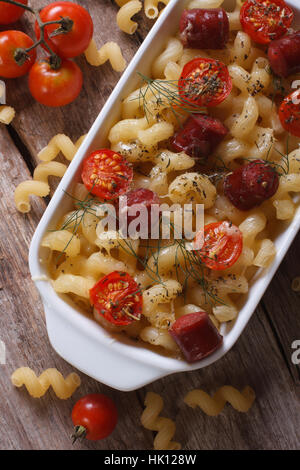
[135, 72, 206, 124]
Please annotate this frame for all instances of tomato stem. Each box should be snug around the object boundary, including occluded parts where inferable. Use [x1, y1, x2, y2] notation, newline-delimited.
[71, 425, 87, 444]
[1, 0, 73, 70]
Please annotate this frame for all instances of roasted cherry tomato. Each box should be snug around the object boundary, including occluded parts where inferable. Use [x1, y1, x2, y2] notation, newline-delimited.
[35, 1, 93, 58]
[240, 0, 294, 45]
[279, 90, 300, 137]
[194, 221, 243, 271]
[72, 393, 118, 442]
[178, 58, 232, 108]
[28, 58, 83, 107]
[82, 150, 133, 201]
[0, 30, 36, 78]
[0, 0, 28, 24]
[169, 311, 223, 363]
[224, 159, 280, 210]
[90, 271, 142, 326]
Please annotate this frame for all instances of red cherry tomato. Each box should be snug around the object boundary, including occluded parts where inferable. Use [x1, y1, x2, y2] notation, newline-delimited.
[178, 58, 232, 108]
[224, 159, 280, 211]
[72, 394, 118, 441]
[0, 0, 28, 24]
[279, 90, 300, 137]
[90, 271, 143, 326]
[0, 30, 36, 78]
[194, 221, 243, 271]
[35, 1, 93, 58]
[28, 58, 83, 107]
[240, 0, 294, 45]
[82, 150, 133, 201]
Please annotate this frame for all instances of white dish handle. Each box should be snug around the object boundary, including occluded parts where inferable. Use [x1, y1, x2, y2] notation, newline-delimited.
[43, 302, 167, 391]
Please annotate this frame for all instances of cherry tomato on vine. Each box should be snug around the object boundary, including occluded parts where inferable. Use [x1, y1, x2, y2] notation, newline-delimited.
[81, 150, 133, 201]
[240, 0, 294, 45]
[178, 58, 232, 108]
[0, 30, 36, 78]
[193, 221, 243, 271]
[90, 271, 143, 327]
[279, 90, 300, 137]
[28, 58, 83, 107]
[35, 1, 94, 59]
[0, 0, 28, 24]
[72, 393, 118, 442]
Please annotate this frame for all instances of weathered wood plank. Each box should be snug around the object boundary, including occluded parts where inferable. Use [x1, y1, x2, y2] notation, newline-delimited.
[0, 126, 152, 450]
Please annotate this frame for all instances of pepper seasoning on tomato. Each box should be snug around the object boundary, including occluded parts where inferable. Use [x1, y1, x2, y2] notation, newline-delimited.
[279, 90, 300, 138]
[81, 149, 133, 201]
[178, 58, 232, 108]
[193, 221, 243, 271]
[90, 271, 143, 326]
[240, 0, 294, 45]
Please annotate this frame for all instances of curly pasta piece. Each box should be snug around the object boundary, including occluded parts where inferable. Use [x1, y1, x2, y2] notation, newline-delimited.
[0, 105, 15, 124]
[143, 280, 182, 328]
[33, 161, 67, 184]
[141, 392, 181, 450]
[14, 181, 50, 213]
[168, 173, 217, 208]
[11, 367, 81, 399]
[152, 38, 183, 78]
[184, 386, 256, 416]
[42, 230, 80, 257]
[117, 0, 142, 34]
[149, 150, 195, 194]
[52, 274, 94, 299]
[85, 39, 126, 71]
[38, 134, 86, 162]
[144, 0, 170, 19]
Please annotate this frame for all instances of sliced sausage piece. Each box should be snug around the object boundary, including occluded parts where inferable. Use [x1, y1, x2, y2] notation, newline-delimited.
[169, 312, 223, 363]
[268, 31, 300, 78]
[170, 114, 228, 160]
[180, 8, 229, 49]
[224, 160, 279, 211]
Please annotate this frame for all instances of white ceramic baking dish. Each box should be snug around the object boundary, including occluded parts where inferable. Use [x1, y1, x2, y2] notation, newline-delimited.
[29, 0, 300, 391]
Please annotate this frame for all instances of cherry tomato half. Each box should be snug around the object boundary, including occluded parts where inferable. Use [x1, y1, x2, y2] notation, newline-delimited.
[90, 271, 143, 326]
[0, 0, 28, 24]
[279, 90, 300, 137]
[81, 150, 133, 201]
[193, 221, 243, 271]
[72, 393, 118, 441]
[35, 1, 93, 58]
[240, 0, 294, 45]
[178, 58, 232, 108]
[28, 58, 83, 107]
[0, 30, 36, 78]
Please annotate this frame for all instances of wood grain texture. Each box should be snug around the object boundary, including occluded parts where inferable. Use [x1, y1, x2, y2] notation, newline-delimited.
[0, 0, 299, 451]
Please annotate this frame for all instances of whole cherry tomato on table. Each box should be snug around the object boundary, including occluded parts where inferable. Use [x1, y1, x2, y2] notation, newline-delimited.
[0, 0, 28, 24]
[240, 0, 294, 45]
[35, 1, 94, 58]
[0, 30, 36, 78]
[72, 393, 118, 442]
[178, 58, 232, 108]
[28, 58, 83, 107]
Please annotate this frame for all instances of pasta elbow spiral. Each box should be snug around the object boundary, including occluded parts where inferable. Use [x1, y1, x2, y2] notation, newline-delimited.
[184, 386, 256, 416]
[11, 368, 81, 399]
[141, 392, 181, 450]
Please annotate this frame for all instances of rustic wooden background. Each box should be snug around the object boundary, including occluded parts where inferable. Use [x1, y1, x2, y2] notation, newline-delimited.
[0, 0, 299, 450]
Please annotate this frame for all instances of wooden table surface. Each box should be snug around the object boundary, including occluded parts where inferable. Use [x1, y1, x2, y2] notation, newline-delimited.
[0, 0, 299, 451]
